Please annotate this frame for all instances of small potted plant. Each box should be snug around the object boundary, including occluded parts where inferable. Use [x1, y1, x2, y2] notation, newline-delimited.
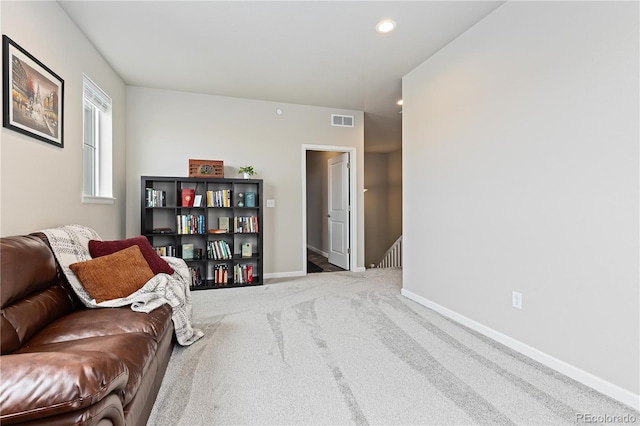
[238, 166, 256, 179]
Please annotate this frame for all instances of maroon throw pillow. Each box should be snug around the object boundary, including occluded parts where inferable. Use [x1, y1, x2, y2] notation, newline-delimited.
[89, 235, 174, 275]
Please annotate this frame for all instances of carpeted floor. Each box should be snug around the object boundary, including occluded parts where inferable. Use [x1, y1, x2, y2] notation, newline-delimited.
[148, 269, 637, 425]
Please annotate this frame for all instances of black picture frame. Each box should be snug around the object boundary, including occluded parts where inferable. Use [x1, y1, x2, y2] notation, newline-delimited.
[2, 35, 64, 148]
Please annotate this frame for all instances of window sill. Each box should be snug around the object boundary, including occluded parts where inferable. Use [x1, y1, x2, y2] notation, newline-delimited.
[82, 195, 116, 205]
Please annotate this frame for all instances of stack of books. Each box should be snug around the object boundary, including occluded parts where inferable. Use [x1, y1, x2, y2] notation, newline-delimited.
[207, 240, 232, 260]
[234, 216, 259, 233]
[234, 264, 253, 284]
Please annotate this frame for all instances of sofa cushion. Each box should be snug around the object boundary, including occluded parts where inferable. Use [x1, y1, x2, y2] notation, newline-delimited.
[89, 235, 174, 275]
[21, 304, 173, 348]
[0, 235, 75, 355]
[28, 394, 126, 426]
[18, 333, 158, 407]
[1, 286, 76, 355]
[0, 235, 58, 308]
[0, 351, 128, 424]
[70, 245, 155, 303]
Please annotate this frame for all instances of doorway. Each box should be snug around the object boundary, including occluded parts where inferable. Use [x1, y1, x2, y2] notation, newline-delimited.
[302, 145, 357, 274]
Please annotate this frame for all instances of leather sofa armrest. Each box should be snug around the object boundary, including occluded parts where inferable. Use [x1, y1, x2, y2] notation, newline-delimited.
[0, 352, 128, 424]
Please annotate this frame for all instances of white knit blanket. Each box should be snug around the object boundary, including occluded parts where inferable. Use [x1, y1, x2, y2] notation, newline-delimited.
[41, 224, 203, 346]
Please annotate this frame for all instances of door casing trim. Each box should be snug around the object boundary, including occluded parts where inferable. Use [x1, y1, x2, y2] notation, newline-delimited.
[302, 144, 357, 273]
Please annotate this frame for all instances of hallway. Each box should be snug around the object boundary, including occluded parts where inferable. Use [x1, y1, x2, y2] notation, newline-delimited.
[307, 249, 345, 273]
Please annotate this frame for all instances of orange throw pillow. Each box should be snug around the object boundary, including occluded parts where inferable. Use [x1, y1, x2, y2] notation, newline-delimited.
[69, 245, 155, 303]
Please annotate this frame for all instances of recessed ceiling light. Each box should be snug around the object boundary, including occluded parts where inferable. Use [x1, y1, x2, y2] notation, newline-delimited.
[376, 19, 396, 33]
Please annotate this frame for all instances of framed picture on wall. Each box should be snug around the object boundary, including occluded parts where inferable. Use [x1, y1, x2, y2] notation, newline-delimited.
[2, 35, 64, 147]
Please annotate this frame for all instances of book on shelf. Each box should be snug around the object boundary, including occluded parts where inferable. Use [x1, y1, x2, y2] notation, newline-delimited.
[145, 188, 166, 207]
[206, 189, 232, 207]
[154, 244, 176, 257]
[182, 243, 194, 260]
[233, 216, 259, 233]
[214, 264, 229, 285]
[244, 192, 256, 207]
[241, 242, 252, 258]
[176, 214, 205, 234]
[207, 240, 231, 260]
[188, 266, 203, 288]
[218, 217, 230, 232]
[222, 241, 231, 258]
[234, 264, 253, 284]
[181, 189, 195, 207]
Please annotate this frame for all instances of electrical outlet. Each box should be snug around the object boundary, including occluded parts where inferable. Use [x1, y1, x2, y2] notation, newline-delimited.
[512, 291, 523, 309]
[266, 199, 275, 208]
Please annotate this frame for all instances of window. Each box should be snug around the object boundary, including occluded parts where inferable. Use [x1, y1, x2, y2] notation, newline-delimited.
[82, 75, 114, 203]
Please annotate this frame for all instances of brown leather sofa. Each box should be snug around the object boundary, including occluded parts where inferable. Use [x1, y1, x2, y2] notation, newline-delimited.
[0, 233, 175, 426]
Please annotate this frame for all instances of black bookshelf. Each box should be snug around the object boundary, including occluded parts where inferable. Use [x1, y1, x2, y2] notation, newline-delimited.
[141, 176, 263, 289]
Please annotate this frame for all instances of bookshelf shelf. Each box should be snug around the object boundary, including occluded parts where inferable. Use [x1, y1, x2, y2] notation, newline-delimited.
[141, 176, 264, 289]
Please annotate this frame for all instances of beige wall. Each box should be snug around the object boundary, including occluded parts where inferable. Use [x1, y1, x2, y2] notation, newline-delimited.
[364, 152, 388, 266]
[0, 1, 126, 239]
[387, 148, 402, 248]
[364, 149, 402, 266]
[125, 87, 364, 276]
[403, 1, 639, 405]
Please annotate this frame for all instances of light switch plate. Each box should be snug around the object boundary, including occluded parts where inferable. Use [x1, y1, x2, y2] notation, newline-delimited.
[512, 291, 522, 309]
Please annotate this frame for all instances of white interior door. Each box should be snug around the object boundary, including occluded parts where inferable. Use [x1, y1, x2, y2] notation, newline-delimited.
[328, 153, 350, 270]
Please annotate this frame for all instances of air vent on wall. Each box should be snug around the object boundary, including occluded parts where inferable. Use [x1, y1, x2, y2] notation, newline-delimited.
[331, 114, 354, 127]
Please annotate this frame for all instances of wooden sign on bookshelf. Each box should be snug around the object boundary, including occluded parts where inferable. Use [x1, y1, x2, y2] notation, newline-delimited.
[189, 159, 224, 178]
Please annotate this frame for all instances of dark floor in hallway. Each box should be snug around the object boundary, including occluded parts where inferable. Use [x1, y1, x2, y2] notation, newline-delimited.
[307, 249, 345, 273]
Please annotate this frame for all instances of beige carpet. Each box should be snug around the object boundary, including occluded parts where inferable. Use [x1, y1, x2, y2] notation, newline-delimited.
[148, 268, 637, 425]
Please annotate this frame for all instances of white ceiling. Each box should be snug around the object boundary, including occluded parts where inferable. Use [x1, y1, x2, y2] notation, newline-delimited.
[59, 1, 504, 153]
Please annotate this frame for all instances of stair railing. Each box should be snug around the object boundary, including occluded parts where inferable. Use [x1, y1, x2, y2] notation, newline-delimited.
[376, 235, 402, 268]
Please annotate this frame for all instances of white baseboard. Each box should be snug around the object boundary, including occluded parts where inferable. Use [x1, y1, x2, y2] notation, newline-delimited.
[400, 288, 640, 411]
[307, 245, 328, 258]
[264, 271, 305, 279]
[265, 266, 366, 278]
